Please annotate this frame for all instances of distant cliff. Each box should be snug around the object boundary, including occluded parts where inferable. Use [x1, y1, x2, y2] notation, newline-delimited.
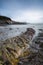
[0, 16, 27, 25]
[0, 16, 12, 24]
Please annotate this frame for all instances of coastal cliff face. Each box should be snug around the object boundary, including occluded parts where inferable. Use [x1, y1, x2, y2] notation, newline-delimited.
[0, 16, 27, 25]
[0, 16, 12, 24]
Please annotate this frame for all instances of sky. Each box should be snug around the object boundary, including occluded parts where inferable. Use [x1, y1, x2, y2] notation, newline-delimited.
[0, 0, 43, 23]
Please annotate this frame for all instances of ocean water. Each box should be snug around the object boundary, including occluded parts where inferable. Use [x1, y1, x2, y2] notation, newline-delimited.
[0, 24, 43, 41]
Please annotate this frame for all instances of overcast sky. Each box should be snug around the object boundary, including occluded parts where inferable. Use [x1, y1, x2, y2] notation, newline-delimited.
[0, 0, 43, 23]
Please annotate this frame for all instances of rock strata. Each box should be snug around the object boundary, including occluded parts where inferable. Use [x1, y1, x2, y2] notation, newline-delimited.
[0, 28, 35, 65]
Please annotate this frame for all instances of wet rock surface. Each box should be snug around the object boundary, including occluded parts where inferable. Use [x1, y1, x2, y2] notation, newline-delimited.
[31, 29, 43, 65]
[0, 27, 43, 65]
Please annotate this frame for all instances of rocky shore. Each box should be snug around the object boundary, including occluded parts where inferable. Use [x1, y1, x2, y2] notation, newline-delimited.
[0, 26, 43, 65]
[0, 28, 35, 65]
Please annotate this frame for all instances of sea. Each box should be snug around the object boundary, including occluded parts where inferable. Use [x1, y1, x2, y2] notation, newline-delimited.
[0, 24, 43, 41]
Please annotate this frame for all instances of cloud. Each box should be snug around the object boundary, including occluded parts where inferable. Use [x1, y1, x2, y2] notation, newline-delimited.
[13, 10, 43, 23]
[0, 8, 43, 23]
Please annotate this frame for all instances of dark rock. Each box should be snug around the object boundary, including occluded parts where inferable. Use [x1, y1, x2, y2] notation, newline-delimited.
[38, 33, 43, 37]
[9, 28, 12, 30]
[25, 28, 35, 36]
[0, 16, 12, 24]
[39, 29, 43, 31]
[3, 60, 11, 65]
[39, 43, 43, 48]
